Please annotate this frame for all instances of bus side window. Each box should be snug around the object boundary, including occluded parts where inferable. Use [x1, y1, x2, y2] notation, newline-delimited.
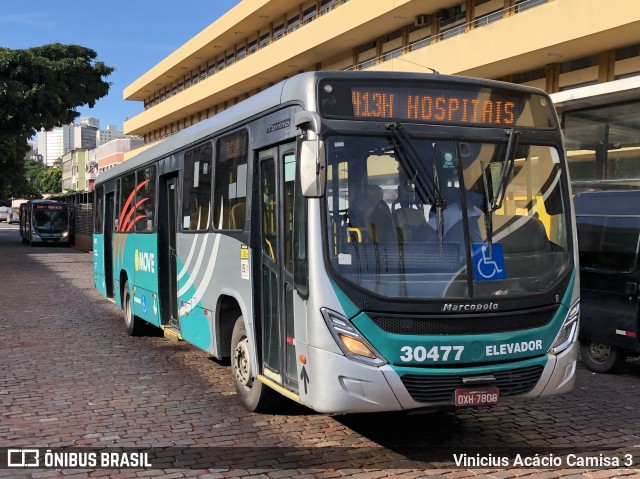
[95, 185, 104, 234]
[136, 165, 157, 232]
[578, 216, 640, 273]
[120, 173, 136, 232]
[182, 144, 212, 231]
[214, 130, 248, 230]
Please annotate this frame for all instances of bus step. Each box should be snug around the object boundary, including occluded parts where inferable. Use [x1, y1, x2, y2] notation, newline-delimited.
[163, 327, 182, 342]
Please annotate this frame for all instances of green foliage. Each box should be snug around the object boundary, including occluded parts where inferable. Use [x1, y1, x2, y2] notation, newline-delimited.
[0, 43, 115, 137]
[0, 43, 114, 198]
[0, 134, 31, 198]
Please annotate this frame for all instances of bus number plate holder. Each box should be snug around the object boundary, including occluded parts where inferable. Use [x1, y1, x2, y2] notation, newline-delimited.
[454, 387, 500, 407]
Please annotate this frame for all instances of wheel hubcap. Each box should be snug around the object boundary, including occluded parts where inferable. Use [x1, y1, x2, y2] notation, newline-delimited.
[589, 342, 611, 363]
[233, 337, 253, 390]
[125, 295, 132, 326]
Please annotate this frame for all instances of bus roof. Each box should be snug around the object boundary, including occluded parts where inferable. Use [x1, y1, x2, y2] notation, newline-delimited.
[97, 71, 553, 186]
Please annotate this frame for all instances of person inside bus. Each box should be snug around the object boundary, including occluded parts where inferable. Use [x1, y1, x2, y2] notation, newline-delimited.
[363, 184, 396, 243]
[392, 181, 436, 243]
[427, 152, 483, 243]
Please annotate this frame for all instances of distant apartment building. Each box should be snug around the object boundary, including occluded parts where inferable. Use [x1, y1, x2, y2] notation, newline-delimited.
[78, 116, 100, 128]
[61, 149, 90, 192]
[97, 125, 126, 146]
[93, 137, 145, 176]
[37, 125, 72, 166]
[73, 124, 98, 150]
[36, 117, 110, 166]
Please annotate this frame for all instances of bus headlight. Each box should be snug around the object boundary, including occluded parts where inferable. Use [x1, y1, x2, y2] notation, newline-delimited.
[321, 308, 387, 366]
[549, 299, 579, 355]
[62, 231, 69, 238]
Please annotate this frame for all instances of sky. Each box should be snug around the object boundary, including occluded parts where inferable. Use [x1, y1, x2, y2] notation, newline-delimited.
[0, 0, 241, 131]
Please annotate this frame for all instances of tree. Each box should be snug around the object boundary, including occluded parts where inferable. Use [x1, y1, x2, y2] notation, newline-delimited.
[0, 43, 114, 197]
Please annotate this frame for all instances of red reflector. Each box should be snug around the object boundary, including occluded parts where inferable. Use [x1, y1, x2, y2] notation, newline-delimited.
[286, 336, 294, 345]
[627, 331, 636, 338]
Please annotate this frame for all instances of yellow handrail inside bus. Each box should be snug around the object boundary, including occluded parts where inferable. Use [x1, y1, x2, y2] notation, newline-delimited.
[347, 227, 362, 243]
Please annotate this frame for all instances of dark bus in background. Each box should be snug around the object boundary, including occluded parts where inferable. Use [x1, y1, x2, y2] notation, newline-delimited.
[19, 199, 70, 246]
[575, 190, 640, 373]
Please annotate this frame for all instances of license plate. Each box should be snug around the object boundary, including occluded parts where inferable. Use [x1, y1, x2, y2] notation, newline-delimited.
[454, 387, 500, 407]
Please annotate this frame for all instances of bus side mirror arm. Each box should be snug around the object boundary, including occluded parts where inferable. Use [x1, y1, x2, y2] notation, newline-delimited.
[295, 111, 326, 198]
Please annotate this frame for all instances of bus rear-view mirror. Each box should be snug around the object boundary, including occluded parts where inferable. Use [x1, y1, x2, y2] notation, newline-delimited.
[300, 139, 326, 197]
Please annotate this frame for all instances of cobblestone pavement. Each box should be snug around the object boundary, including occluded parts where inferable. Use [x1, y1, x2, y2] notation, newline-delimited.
[1, 222, 640, 479]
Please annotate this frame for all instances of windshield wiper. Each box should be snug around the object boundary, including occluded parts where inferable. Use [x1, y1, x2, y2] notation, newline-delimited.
[386, 122, 446, 245]
[480, 160, 494, 255]
[492, 129, 521, 212]
[480, 129, 521, 254]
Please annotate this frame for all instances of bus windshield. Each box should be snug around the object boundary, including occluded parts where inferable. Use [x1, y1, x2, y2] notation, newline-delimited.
[324, 134, 569, 299]
[33, 206, 68, 233]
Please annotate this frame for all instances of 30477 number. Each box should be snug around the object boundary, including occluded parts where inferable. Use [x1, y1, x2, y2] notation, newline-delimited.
[400, 345, 464, 363]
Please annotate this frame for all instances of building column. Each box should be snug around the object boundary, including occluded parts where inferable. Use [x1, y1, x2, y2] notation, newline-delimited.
[545, 63, 560, 93]
[504, 0, 516, 17]
[598, 50, 615, 83]
[465, 0, 475, 32]
[431, 13, 440, 40]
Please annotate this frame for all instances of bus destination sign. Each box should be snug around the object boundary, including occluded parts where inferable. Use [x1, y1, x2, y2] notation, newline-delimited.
[319, 81, 555, 128]
[351, 88, 515, 125]
[35, 204, 64, 210]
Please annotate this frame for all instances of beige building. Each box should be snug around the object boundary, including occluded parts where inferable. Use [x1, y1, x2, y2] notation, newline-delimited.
[124, 0, 640, 190]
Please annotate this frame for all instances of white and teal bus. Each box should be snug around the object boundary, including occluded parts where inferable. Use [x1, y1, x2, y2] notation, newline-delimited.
[20, 199, 71, 245]
[93, 71, 579, 413]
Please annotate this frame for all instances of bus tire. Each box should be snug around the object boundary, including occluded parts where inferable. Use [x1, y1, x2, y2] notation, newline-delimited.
[580, 340, 626, 373]
[123, 281, 143, 336]
[231, 316, 280, 412]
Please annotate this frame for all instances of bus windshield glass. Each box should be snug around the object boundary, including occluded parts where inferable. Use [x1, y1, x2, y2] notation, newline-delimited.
[33, 205, 68, 233]
[324, 135, 569, 299]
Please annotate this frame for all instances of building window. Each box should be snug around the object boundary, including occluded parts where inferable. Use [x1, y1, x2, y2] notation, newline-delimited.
[560, 55, 597, 74]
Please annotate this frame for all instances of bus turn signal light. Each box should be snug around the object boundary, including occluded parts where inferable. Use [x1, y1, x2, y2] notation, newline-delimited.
[339, 335, 376, 359]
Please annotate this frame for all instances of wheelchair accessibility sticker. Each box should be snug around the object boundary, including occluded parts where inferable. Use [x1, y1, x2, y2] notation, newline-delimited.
[472, 243, 506, 281]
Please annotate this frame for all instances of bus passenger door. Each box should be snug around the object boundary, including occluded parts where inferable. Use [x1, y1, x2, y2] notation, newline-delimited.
[104, 192, 115, 298]
[258, 144, 299, 394]
[158, 174, 180, 329]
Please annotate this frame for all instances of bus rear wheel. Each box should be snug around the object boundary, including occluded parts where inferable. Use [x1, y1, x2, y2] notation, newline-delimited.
[231, 316, 280, 412]
[580, 340, 626, 373]
[123, 281, 143, 336]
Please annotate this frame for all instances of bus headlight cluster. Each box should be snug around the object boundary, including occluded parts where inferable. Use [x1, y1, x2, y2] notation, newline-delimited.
[549, 299, 579, 355]
[321, 308, 386, 366]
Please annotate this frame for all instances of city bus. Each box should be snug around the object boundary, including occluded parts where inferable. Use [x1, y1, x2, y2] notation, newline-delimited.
[20, 199, 70, 245]
[93, 71, 579, 413]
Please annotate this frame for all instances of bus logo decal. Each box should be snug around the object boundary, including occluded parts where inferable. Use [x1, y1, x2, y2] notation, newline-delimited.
[134, 249, 155, 273]
[266, 119, 290, 133]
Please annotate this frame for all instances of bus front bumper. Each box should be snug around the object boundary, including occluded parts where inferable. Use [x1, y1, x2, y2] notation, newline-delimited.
[304, 341, 577, 414]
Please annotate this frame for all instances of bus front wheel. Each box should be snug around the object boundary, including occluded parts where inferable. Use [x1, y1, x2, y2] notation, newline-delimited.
[231, 316, 280, 412]
[580, 340, 627, 373]
[123, 281, 143, 336]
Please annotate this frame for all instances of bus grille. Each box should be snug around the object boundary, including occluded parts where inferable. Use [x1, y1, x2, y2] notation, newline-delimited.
[371, 307, 557, 335]
[400, 365, 544, 404]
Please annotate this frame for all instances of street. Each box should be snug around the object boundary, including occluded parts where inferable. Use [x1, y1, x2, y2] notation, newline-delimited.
[1, 221, 640, 478]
